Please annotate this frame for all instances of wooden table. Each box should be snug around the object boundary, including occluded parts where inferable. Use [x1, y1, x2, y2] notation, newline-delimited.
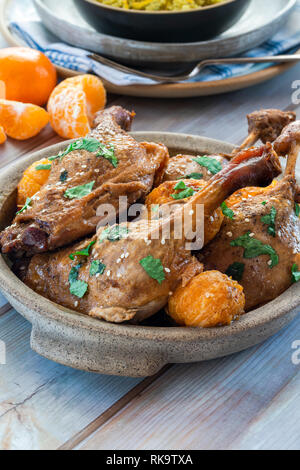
[0, 34, 300, 451]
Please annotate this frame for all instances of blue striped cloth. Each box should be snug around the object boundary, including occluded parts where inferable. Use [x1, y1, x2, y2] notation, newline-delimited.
[9, 0, 300, 86]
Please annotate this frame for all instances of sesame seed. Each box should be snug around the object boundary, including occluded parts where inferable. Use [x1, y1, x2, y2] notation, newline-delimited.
[82, 165, 87, 168]
[161, 239, 166, 245]
[165, 268, 171, 273]
[74, 301, 78, 307]
[116, 258, 121, 264]
[210, 216, 214, 222]
[245, 218, 250, 223]
[95, 169, 100, 173]
[227, 232, 233, 237]
[249, 233, 255, 238]
[267, 260, 272, 266]
[169, 291, 173, 296]
[106, 270, 111, 276]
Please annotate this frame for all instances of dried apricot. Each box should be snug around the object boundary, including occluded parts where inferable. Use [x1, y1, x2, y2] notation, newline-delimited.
[0, 99, 49, 140]
[47, 74, 107, 139]
[167, 271, 245, 328]
[17, 158, 52, 206]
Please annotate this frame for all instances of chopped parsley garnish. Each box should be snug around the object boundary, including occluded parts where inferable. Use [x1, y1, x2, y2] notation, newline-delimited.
[171, 181, 195, 200]
[261, 201, 267, 206]
[60, 170, 68, 182]
[295, 203, 300, 217]
[261, 206, 277, 237]
[139, 255, 166, 285]
[16, 197, 32, 215]
[230, 231, 279, 268]
[68, 263, 88, 299]
[64, 181, 95, 199]
[192, 156, 222, 175]
[90, 260, 106, 277]
[225, 262, 245, 282]
[99, 225, 129, 243]
[69, 241, 96, 260]
[49, 138, 102, 162]
[185, 173, 203, 180]
[292, 264, 300, 283]
[69, 280, 88, 299]
[221, 201, 235, 220]
[69, 263, 81, 284]
[35, 163, 52, 170]
[96, 143, 118, 168]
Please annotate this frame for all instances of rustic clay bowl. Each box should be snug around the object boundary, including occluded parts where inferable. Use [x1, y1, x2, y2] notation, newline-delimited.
[0, 132, 299, 377]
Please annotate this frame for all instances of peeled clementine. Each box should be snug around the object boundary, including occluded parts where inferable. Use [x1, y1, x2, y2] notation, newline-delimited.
[0, 47, 57, 106]
[0, 126, 6, 144]
[17, 157, 52, 206]
[0, 99, 49, 140]
[47, 74, 107, 139]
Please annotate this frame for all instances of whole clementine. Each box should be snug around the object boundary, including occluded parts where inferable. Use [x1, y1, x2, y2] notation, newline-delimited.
[0, 47, 57, 106]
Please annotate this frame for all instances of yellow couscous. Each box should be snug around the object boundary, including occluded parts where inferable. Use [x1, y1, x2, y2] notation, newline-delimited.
[95, 0, 226, 12]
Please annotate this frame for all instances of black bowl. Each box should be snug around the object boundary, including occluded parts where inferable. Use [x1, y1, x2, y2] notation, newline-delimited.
[74, 0, 251, 43]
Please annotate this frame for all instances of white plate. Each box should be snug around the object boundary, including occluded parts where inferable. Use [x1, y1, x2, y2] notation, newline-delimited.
[31, 0, 296, 64]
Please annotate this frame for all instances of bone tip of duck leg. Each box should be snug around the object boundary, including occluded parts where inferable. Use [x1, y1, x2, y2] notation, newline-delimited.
[93, 105, 135, 131]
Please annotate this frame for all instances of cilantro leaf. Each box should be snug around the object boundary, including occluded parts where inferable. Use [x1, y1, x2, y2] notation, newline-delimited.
[172, 188, 195, 200]
[96, 143, 118, 168]
[90, 260, 106, 277]
[185, 173, 203, 180]
[99, 225, 129, 243]
[295, 203, 300, 217]
[221, 201, 235, 220]
[192, 156, 222, 175]
[174, 181, 186, 190]
[230, 231, 279, 268]
[60, 170, 68, 182]
[16, 197, 32, 215]
[35, 163, 52, 170]
[261, 206, 277, 237]
[69, 241, 96, 260]
[64, 181, 95, 199]
[261, 201, 267, 206]
[49, 138, 101, 162]
[292, 264, 300, 283]
[69, 280, 88, 299]
[225, 262, 245, 282]
[69, 263, 82, 284]
[140, 255, 166, 284]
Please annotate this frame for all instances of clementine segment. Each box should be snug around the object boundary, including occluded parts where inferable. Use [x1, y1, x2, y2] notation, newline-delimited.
[17, 158, 52, 206]
[0, 126, 6, 144]
[0, 99, 49, 140]
[0, 47, 57, 106]
[167, 271, 245, 328]
[47, 74, 107, 139]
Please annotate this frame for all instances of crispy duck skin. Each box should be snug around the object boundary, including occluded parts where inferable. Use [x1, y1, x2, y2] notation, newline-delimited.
[163, 109, 294, 183]
[201, 122, 300, 311]
[0, 106, 169, 257]
[24, 144, 281, 324]
[163, 153, 228, 183]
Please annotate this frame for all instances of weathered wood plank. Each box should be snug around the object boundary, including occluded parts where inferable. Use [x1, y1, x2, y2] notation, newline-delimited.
[78, 315, 300, 450]
[0, 310, 142, 450]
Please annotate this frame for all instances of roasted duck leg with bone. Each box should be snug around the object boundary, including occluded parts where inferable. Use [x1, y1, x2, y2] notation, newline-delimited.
[163, 109, 296, 182]
[0, 106, 169, 257]
[24, 144, 281, 324]
[201, 121, 300, 311]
